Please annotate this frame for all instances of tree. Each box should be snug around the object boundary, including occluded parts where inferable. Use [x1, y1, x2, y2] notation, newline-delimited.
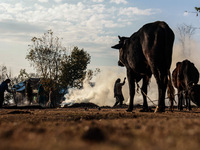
[0, 65, 7, 82]
[60, 46, 91, 89]
[26, 30, 67, 81]
[17, 69, 29, 82]
[176, 24, 196, 56]
[86, 68, 101, 82]
[26, 30, 91, 100]
[26, 30, 68, 94]
[195, 7, 200, 16]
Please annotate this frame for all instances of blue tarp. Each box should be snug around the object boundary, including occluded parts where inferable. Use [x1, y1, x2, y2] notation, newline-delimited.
[13, 81, 25, 92]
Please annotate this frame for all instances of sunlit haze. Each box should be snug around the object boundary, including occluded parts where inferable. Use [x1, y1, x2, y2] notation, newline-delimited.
[0, 0, 200, 76]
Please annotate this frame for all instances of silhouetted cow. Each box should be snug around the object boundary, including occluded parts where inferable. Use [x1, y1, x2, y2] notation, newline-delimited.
[172, 59, 199, 111]
[188, 84, 200, 107]
[112, 21, 175, 112]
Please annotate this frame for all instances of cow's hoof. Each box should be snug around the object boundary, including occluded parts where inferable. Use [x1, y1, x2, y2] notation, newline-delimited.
[126, 109, 132, 112]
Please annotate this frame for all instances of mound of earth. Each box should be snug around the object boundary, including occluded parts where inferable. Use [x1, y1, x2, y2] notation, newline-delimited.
[3, 105, 43, 109]
[64, 103, 130, 109]
[65, 102, 99, 108]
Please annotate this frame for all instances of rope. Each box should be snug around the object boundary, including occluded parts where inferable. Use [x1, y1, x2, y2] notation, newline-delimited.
[136, 82, 178, 106]
[136, 82, 157, 107]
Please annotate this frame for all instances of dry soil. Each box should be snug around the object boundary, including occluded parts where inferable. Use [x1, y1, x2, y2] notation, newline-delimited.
[1, 106, 200, 150]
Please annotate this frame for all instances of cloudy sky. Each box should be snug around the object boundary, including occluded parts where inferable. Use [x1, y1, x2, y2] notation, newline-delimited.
[0, 0, 199, 76]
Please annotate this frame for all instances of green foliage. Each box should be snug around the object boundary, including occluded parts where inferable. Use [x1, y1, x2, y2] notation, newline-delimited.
[60, 47, 91, 89]
[195, 7, 200, 16]
[26, 30, 92, 97]
[195, 7, 200, 12]
[26, 30, 67, 80]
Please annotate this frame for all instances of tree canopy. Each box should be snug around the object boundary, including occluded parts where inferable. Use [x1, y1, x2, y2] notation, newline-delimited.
[26, 30, 67, 81]
[195, 7, 200, 15]
[26, 30, 91, 93]
[60, 46, 91, 89]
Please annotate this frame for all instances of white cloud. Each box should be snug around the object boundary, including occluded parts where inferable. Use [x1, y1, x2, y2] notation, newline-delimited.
[0, 2, 161, 41]
[0, 1, 162, 50]
[54, 0, 63, 3]
[38, 0, 48, 3]
[119, 7, 159, 16]
[110, 0, 127, 4]
[92, 0, 104, 2]
[0, 1, 161, 67]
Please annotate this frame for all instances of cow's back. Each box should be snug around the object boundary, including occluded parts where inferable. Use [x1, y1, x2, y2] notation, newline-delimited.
[137, 21, 174, 74]
[172, 60, 199, 91]
[181, 60, 199, 85]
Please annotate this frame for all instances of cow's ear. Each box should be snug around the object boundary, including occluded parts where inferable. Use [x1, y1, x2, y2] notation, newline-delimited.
[111, 43, 123, 49]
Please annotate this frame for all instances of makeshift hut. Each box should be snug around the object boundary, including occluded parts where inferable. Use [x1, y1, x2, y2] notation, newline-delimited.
[13, 78, 40, 105]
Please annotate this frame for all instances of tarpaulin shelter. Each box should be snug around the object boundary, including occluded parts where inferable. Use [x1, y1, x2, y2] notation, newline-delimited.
[13, 78, 41, 105]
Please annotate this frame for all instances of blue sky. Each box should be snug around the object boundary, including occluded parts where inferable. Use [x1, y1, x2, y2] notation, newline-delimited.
[0, 0, 200, 76]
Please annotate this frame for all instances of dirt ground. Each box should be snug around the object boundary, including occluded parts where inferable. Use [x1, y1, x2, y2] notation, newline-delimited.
[1, 106, 200, 150]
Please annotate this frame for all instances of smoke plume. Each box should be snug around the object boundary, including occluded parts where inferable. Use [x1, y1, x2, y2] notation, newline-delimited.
[61, 39, 200, 107]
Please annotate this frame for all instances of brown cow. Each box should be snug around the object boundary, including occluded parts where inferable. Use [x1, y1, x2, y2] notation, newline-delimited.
[112, 21, 174, 112]
[188, 84, 200, 107]
[172, 59, 199, 111]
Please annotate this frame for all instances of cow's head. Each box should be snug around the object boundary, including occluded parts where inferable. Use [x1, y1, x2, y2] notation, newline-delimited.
[111, 36, 129, 67]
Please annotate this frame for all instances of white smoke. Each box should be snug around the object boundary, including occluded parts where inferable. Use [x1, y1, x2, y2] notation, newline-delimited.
[172, 39, 200, 72]
[61, 67, 128, 107]
[61, 66, 159, 107]
[61, 38, 200, 107]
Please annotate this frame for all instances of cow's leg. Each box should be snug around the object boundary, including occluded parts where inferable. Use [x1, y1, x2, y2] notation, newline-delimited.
[140, 76, 150, 112]
[126, 69, 135, 112]
[159, 76, 168, 112]
[185, 91, 191, 111]
[178, 90, 183, 111]
[188, 98, 191, 111]
[185, 91, 188, 110]
[154, 73, 168, 112]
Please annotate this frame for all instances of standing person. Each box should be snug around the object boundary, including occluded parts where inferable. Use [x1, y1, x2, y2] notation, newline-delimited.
[113, 77, 126, 107]
[0, 79, 12, 108]
[48, 87, 56, 108]
[38, 84, 46, 107]
[25, 80, 33, 105]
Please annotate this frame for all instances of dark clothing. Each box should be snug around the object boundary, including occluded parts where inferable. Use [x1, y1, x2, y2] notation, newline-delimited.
[0, 81, 11, 93]
[113, 79, 125, 107]
[0, 81, 11, 108]
[114, 83, 124, 96]
[113, 94, 124, 107]
[38, 84, 46, 106]
[49, 90, 56, 108]
[26, 82, 33, 105]
[0, 92, 4, 108]
[115, 94, 124, 102]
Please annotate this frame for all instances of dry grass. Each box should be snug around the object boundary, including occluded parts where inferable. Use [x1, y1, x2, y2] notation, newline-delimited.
[1, 107, 200, 150]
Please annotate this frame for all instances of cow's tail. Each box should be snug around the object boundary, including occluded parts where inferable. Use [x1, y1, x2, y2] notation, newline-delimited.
[167, 70, 175, 112]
